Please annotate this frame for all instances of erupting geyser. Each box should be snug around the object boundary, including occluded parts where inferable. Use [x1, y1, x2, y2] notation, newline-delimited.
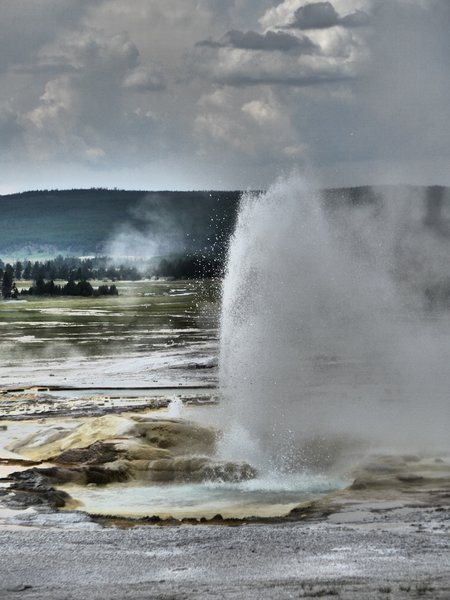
[219, 176, 450, 473]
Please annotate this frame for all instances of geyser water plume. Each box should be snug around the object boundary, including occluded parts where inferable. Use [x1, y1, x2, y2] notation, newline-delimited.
[167, 396, 184, 419]
[219, 176, 450, 473]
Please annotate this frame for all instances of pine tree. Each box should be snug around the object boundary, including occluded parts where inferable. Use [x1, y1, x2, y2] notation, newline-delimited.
[2, 264, 14, 299]
[14, 261, 23, 280]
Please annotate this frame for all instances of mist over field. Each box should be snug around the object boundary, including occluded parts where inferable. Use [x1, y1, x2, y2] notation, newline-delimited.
[3, 185, 450, 267]
[0, 189, 239, 261]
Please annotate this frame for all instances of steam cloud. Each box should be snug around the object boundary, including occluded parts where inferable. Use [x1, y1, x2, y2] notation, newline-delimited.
[105, 195, 187, 265]
[219, 176, 450, 473]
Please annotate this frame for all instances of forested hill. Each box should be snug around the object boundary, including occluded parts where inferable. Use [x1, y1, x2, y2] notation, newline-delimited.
[1, 185, 449, 260]
[0, 189, 241, 260]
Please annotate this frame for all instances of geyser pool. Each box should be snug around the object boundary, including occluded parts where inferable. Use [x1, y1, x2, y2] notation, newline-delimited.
[219, 176, 450, 471]
[61, 472, 344, 520]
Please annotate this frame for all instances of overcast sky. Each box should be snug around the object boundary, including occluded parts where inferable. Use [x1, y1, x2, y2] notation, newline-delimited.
[1, 0, 449, 192]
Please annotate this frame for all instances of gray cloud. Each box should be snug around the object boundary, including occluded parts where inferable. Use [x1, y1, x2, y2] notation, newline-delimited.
[14, 29, 167, 166]
[198, 29, 317, 53]
[288, 2, 369, 30]
[194, 28, 360, 88]
[357, 0, 450, 164]
[290, 2, 339, 29]
[211, 69, 351, 88]
[1, 0, 450, 192]
[0, 0, 103, 73]
[123, 66, 166, 92]
[340, 9, 370, 28]
[0, 107, 22, 157]
[196, 39, 223, 49]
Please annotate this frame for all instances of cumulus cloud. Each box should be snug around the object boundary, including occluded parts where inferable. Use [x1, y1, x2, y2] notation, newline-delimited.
[0, 0, 103, 73]
[259, 0, 371, 30]
[289, 1, 340, 29]
[195, 29, 362, 87]
[1, 0, 450, 191]
[193, 1, 369, 89]
[195, 88, 307, 164]
[123, 66, 166, 91]
[210, 59, 355, 87]
[283, 1, 370, 30]
[18, 29, 164, 165]
[340, 9, 370, 28]
[198, 29, 317, 53]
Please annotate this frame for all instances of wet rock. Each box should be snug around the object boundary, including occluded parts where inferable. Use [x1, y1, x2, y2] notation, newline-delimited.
[144, 456, 256, 483]
[51, 439, 172, 477]
[23, 466, 87, 485]
[52, 441, 118, 465]
[0, 486, 44, 509]
[202, 460, 257, 483]
[84, 463, 129, 485]
[7, 469, 73, 508]
[133, 419, 216, 456]
[349, 478, 369, 491]
[115, 439, 171, 462]
[9, 461, 130, 490]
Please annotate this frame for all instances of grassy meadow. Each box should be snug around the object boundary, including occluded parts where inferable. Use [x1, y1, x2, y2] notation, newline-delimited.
[0, 280, 220, 364]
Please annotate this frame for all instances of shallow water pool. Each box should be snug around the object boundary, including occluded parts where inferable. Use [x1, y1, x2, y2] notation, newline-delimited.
[61, 473, 347, 520]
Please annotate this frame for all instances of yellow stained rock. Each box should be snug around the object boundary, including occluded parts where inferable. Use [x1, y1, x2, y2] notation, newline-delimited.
[114, 439, 172, 461]
[134, 419, 217, 456]
[6, 415, 218, 464]
[7, 415, 136, 461]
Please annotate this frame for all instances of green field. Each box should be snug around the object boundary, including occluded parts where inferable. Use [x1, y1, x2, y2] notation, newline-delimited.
[0, 280, 220, 363]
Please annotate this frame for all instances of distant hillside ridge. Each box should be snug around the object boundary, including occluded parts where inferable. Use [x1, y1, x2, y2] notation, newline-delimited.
[1, 185, 450, 261]
[0, 189, 241, 260]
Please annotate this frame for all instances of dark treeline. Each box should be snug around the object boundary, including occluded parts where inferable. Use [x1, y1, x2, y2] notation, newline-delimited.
[0, 256, 141, 283]
[0, 253, 224, 299]
[21, 278, 118, 298]
[0, 254, 224, 283]
[0, 263, 118, 299]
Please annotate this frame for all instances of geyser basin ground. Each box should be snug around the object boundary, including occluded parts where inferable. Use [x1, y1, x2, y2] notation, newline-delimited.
[1, 278, 450, 596]
[3, 400, 450, 526]
[0, 407, 346, 522]
[2, 276, 450, 527]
